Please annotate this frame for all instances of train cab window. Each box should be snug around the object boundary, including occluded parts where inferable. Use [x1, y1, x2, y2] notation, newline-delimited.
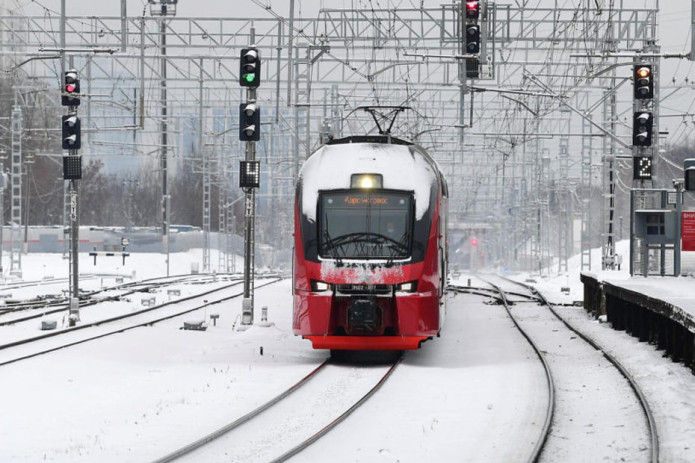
[318, 190, 413, 260]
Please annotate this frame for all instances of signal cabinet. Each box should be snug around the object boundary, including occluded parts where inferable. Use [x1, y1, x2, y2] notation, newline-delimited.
[634, 210, 676, 245]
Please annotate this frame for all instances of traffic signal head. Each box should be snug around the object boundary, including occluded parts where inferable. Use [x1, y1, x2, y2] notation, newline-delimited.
[62, 69, 80, 106]
[61, 115, 81, 150]
[239, 103, 260, 141]
[465, 1, 480, 20]
[686, 167, 695, 191]
[685, 159, 695, 190]
[632, 111, 653, 146]
[239, 48, 261, 87]
[465, 25, 480, 54]
[633, 65, 653, 100]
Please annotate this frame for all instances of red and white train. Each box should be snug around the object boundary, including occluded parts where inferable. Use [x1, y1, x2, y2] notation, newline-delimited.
[293, 135, 449, 351]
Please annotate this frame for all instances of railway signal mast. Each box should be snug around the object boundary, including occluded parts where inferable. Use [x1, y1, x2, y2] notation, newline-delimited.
[628, 55, 662, 276]
[632, 64, 655, 182]
[464, 1, 481, 78]
[62, 69, 82, 325]
[239, 45, 261, 327]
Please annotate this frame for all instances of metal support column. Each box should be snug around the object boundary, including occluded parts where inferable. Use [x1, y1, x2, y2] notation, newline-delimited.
[156, 1, 175, 276]
[558, 111, 570, 273]
[203, 142, 211, 272]
[241, 32, 259, 326]
[242, 126, 257, 325]
[580, 91, 593, 270]
[9, 105, 22, 276]
[602, 85, 617, 270]
[293, 44, 311, 183]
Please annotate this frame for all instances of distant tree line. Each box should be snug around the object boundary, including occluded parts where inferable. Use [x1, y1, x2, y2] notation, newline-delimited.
[0, 75, 227, 231]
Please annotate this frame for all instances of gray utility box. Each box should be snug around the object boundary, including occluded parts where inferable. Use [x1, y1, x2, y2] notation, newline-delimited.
[635, 210, 677, 245]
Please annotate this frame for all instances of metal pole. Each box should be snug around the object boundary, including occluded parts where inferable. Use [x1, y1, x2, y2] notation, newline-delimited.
[60, 0, 66, 75]
[10, 104, 22, 276]
[70, 165, 79, 301]
[691, 0, 695, 61]
[287, 0, 295, 106]
[675, 181, 683, 276]
[121, 0, 127, 53]
[0, 184, 3, 276]
[139, 16, 146, 129]
[160, 3, 170, 277]
[200, 58, 210, 272]
[23, 155, 33, 248]
[242, 174, 256, 325]
[67, 95, 80, 323]
[630, 189, 635, 276]
[241, 33, 257, 325]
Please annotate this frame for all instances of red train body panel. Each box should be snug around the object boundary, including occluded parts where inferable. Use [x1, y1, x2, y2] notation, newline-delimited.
[293, 136, 448, 351]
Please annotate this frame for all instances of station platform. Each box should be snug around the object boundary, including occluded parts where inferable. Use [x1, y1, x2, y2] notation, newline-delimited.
[581, 272, 695, 374]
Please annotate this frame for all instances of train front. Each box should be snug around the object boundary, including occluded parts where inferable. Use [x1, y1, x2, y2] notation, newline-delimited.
[293, 137, 446, 351]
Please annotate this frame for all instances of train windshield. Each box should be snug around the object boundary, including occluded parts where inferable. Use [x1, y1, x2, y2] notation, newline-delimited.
[318, 191, 413, 260]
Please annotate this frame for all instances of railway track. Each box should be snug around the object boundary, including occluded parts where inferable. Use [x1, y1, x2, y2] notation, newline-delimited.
[0, 277, 282, 366]
[0, 274, 226, 321]
[450, 279, 554, 462]
[152, 352, 402, 463]
[453, 275, 658, 462]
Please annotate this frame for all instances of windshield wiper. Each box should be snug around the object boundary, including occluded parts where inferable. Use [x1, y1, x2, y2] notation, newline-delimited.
[326, 232, 408, 261]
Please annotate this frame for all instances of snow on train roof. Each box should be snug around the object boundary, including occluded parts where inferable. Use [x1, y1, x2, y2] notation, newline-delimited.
[299, 141, 439, 222]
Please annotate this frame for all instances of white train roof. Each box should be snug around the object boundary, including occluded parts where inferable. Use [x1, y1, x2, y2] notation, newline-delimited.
[299, 138, 440, 222]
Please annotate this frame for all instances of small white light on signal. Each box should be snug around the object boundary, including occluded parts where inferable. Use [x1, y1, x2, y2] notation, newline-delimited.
[243, 104, 257, 117]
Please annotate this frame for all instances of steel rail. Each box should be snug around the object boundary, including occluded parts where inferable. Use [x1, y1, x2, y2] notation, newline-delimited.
[150, 360, 332, 463]
[152, 354, 403, 463]
[0, 274, 238, 324]
[271, 354, 402, 462]
[500, 276, 660, 463]
[450, 282, 555, 463]
[0, 278, 283, 367]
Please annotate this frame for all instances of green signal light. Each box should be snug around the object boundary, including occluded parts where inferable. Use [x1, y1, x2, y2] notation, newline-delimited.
[243, 73, 256, 83]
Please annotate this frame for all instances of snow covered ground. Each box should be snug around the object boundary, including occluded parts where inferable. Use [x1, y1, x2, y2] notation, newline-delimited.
[504, 240, 695, 462]
[0, 244, 694, 462]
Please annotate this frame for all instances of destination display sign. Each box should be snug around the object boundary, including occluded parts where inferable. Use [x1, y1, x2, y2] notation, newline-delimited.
[343, 196, 389, 206]
[322, 192, 411, 210]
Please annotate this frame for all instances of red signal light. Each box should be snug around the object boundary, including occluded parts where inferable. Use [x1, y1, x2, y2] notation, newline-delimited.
[62, 70, 80, 106]
[470, 237, 478, 246]
[466, 1, 480, 19]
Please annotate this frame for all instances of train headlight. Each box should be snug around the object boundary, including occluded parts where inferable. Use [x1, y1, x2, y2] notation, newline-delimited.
[396, 281, 418, 293]
[351, 173, 383, 189]
[311, 280, 332, 292]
